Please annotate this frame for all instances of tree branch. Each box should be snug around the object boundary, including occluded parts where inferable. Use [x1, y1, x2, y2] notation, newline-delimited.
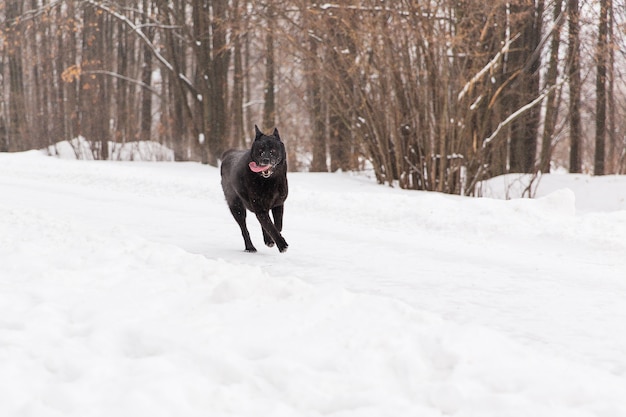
[457, 33, 520, 102]
[482, 81, 564, 149]
[82, 70, 162, 98]
[83, 0, 198, 98]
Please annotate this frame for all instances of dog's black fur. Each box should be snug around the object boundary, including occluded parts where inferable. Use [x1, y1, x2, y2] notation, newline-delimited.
[220, 125, 288, 253]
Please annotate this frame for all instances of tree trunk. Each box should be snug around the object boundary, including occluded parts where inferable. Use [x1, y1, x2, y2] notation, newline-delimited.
[230, 0, 245, 150]
[594, 0, 608, 175]
[607, 0, 617, 173]
[508, 0, 542, 174]
[567, 0, 582, 173]
[306, 5, 327, 172]
[116, 18, 128, 147]
[158, 0, 194, 161]
[263, 4, 276, 130]
[54, 5, 68, 146]
[5, 0, 29, 151]
[80, 6, 110, 159]
[325, 7, 354, 172]
[140, 0, 154, 144]
[539, 0, 564, 173]
[66, 0, 80, 143]
[209, 0, 230, 164]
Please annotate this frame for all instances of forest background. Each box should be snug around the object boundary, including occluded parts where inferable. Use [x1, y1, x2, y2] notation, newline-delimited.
[1, 0, 624, 195]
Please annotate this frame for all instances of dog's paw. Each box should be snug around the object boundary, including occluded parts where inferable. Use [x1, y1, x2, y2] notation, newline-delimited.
[245, 246, 257, 253]
[278, 243, 288, 253]
[263, 232, 275, 247]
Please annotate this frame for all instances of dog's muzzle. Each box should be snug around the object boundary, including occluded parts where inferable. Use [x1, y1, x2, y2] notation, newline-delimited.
[259, 166, 274, 178]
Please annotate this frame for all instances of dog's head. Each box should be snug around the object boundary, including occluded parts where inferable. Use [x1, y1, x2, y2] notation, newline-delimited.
[249, 125, 286, 178]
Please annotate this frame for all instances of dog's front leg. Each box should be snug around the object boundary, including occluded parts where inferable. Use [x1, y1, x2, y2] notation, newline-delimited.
[262, 228, 275, 248]
[263, 206, 284, 248]
[228, 201, 256, 252]
[272, 205, 284, 232]
[255, 211, 288, 253]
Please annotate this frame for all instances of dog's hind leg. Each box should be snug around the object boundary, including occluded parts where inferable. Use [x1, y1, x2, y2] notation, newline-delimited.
[229, 200, 256, 252]
[256, 211, 288, 253]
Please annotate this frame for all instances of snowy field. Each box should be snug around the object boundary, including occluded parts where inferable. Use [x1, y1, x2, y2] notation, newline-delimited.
[1, 150, 626, 417]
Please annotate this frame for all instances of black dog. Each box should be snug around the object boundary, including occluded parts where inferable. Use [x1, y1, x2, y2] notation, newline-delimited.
[220, 125, 288, 253]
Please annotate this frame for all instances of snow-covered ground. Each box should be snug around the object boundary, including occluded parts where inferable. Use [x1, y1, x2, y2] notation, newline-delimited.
[1, 150, 626, 416]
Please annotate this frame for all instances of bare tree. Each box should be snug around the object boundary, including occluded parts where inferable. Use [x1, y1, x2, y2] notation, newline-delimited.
[540, 0, 565, 173]
[262, 2, 276, 130]
[508, 0, 543, 174]
[140, 0, 155, 144]
[79, 4, 110, 159]
[4, 0, 29, 151]
[567, 0, 582, 173]
[594, 0, 609, 175]
[324, 4, 355, 172]
[229, 0, 245, 149]
[306, 10, 327, 172]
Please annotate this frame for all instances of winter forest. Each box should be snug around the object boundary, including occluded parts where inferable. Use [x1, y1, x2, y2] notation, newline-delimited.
[1, 0, 625, 195]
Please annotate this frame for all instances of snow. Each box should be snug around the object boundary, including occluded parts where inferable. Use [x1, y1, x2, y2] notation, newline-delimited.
[1, 150, 626, 416]
[480, 172, 626, 213]
[47, 138, 174, 161]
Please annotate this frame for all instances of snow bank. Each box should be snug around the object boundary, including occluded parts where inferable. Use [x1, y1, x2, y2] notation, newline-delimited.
[291, 174, 583, 243]
[46, 137, 174, 161]
[480, 172, 626, 213]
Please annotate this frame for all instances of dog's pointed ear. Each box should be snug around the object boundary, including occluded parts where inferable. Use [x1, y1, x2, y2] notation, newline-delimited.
[254, 125, 262, 140]
[272, 127, 281, 141]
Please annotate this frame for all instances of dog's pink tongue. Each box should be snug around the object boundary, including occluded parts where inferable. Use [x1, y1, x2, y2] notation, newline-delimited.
[249, 161, 271, 173]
